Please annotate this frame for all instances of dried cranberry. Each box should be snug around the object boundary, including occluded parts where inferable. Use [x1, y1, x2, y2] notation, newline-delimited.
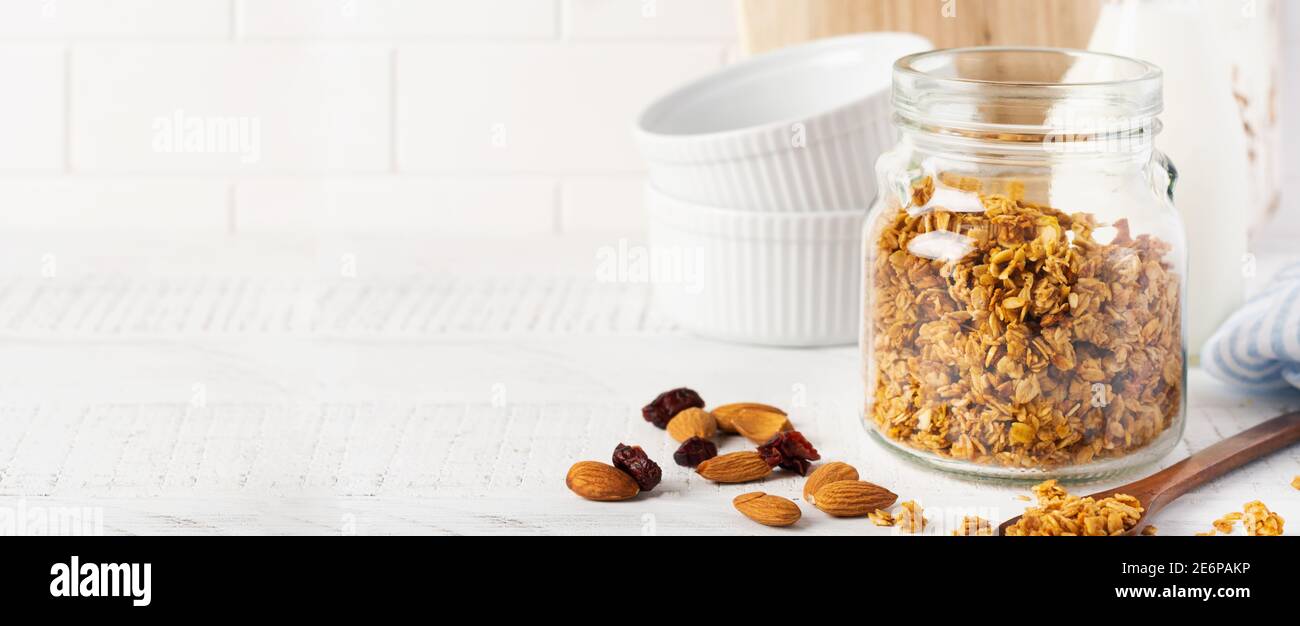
[757, 431, 821, 476]
[641, 387, 704, 429]
[612, 443, 662, 491]
[672, 437, 718, 467]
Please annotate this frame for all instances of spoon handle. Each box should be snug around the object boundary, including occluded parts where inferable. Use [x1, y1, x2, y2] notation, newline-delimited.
[1133, 411, 1300, 508]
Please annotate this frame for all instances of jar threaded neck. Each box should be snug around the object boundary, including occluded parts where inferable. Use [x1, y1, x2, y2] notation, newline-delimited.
[892, 47, 1163, 153]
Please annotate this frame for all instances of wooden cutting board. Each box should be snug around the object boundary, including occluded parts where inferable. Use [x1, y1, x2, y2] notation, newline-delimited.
[738, 0, 1104, 55]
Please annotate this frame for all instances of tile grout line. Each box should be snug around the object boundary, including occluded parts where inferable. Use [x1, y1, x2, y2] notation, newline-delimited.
[62, 44, 71, 174]
[390, 46, 399, 173]
[230, 0, 241, 40]
[552, 179, 564, 234]
[555, 0, 566, 42]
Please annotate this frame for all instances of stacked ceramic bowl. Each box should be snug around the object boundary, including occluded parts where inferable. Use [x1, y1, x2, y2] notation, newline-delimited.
[634, 33, 932, 346]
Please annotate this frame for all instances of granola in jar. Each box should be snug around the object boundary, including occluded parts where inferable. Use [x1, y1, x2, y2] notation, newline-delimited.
[865, 174, 1182, 472]
[863, 48, 1186, 478]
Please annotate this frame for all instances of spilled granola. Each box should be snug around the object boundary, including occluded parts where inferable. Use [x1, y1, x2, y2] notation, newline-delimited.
[895, 500, 926, 534]
[953, 516, 994, 536]
[1003, 479, 1143, 536]
[1242, 500, 1284, 536]
[1212, 512, 1242, 535]
[1195, 501, 1284, 536]
[866, 173, 1183, 469]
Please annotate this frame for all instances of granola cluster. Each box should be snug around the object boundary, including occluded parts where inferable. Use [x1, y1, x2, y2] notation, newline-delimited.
[895, 500, 926, 534]
[1242, 500, 1285, 535]
[952, 516, 994, 536]
[1197, 500, 1285, 536]
[866, 173, 1183, 469]
[1004, 479, 1143, 536]
[864, 500, 927, 532]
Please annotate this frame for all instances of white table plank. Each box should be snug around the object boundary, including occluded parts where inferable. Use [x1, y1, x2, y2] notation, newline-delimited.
[0, 236, 1296, 535]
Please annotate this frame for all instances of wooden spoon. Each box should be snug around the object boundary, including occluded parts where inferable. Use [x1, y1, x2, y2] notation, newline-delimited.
[998, 411, 1300, 536]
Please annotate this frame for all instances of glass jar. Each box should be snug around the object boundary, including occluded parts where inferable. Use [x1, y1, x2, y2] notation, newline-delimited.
[862, 48, 1187, 480]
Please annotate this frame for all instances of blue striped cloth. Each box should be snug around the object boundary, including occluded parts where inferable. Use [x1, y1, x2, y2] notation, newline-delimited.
[1202, 261, 1300, 391]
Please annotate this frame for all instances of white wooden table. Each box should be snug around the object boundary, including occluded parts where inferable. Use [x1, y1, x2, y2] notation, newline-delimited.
[0, 235, 1296, 535]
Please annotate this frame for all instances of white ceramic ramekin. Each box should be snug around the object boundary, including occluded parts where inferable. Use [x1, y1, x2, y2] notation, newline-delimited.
[635, 32, 932, 212]
[646, 186, 863, 346]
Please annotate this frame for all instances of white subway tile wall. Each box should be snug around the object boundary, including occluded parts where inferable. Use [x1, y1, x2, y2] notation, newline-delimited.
[0, 179, 229, 231]
[0, 0, 231, 38]
[397, 42, 720, 173]
[0, 0, 734, 236]
[234, 177, 555, 235]
[0, 45, 64, 171]
[238, 0, 558, 39]
[562, 0, 737, 40]
[1, 1, 1293, 239]
[560, 176, 645, 233]
[72, 44, 391, 173]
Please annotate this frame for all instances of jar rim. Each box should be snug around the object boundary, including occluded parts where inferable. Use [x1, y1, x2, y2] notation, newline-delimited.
[892, 47, 1163, 136]
[895, 47, 1162, 88]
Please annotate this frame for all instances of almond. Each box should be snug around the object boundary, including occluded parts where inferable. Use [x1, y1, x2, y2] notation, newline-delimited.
[733, 492, 801, 527]
[696, 451, 772, 483]
[565, 461, 639, 501]
[666, 407, 717, 443]
[812, 480, 897, 517]
[802, 461, 859, 504]
[713, 402, 785, 434]
[731, 408, 793, 444]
